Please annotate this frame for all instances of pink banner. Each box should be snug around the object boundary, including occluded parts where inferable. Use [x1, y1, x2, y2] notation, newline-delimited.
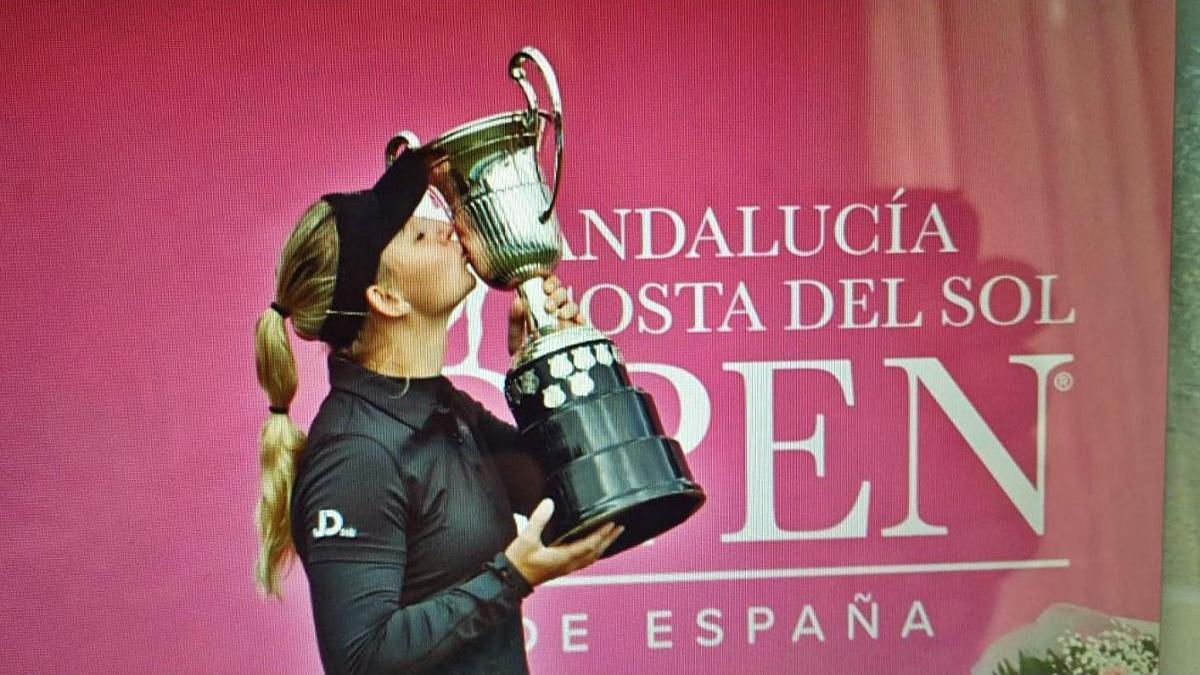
[1, 2, 1173, 673]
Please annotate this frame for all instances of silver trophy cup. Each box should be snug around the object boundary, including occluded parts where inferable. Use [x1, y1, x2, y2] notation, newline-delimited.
[386, 47, 705, 558]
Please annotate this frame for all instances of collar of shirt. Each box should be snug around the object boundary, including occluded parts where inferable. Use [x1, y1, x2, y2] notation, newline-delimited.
[326, 355, 474, 431]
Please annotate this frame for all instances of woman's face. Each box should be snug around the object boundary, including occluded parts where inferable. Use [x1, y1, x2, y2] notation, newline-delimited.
[376, 215, 476, 318]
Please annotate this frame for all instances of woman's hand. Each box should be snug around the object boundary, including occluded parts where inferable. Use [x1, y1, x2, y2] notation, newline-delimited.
[507, 275, 587, 357]
[504, 498, 624, 587]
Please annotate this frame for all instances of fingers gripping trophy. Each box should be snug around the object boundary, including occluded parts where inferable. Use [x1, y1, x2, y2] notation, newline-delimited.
[385, 47, 705, 559]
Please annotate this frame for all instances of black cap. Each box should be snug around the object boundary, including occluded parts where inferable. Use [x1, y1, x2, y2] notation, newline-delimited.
[318, 149, 429, 348]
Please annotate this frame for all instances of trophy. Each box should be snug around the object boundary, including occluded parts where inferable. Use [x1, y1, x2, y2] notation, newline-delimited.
[385, 47, 705, 559]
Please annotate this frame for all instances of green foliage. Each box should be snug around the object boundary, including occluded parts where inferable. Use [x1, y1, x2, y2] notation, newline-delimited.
[991, 649, 1069, 675]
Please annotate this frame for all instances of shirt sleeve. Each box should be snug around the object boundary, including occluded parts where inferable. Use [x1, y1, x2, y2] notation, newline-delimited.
[295, 434, 534, 675]
[455, 397, 547, 517]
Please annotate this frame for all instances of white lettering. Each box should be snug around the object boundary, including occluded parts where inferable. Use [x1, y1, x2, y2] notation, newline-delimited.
[312, 509, 345, 538]
[747, 607, 775, 644]
[901, 601, 935, 638]
[881, 355, 1073, 536]
[696, 608, 724, 647]
[562, 613, 589, 653]
[721, 360, 870, 543]
[636, 207, 688, 260]
[791, 605, 826, 642]
[647, 610, 673, 649]
[577, 208, 629, 261]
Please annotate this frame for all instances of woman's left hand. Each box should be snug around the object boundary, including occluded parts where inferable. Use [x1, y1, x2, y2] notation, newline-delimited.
[508, 275, 586, 356]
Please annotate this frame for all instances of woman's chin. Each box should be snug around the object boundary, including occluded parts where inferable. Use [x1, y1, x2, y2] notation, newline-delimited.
[453, 272, 478, 304]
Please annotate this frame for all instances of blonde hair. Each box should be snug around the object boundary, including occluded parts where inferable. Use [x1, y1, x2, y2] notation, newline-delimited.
[253, 199, 396, 598]
[253, 201, 339, 599]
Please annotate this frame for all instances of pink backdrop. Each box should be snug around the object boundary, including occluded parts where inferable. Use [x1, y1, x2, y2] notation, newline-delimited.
[0, 2, 1174, 673]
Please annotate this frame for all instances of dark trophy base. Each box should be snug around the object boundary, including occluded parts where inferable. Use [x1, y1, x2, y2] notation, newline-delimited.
[505, 328, 706, 559]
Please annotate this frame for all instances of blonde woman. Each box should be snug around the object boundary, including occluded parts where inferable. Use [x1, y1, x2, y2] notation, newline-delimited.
[253, 149, 623, 674]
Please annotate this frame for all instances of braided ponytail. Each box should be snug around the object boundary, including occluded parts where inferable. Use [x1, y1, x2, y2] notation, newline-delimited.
[253, 201, 338, 598]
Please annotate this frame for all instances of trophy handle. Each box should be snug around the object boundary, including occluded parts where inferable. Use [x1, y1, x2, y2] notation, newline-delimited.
[509, 46, 563, 224]
[384, 130, 421, 166]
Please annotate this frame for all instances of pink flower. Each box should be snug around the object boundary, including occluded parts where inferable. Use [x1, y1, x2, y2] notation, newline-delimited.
[1098, 666, 1129, 675]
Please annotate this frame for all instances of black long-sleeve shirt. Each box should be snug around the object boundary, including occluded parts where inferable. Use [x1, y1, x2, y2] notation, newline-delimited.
[290, 356, 546, 674]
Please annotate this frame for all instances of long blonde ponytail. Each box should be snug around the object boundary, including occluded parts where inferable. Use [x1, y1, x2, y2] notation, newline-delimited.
[253, 201, 338, 598]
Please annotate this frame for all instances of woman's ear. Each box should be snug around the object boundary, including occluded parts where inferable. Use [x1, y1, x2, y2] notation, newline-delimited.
[366, 284, 411, 319]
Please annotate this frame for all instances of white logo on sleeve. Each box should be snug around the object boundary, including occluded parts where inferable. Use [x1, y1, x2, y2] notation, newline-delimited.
[312, 509, 357, 539]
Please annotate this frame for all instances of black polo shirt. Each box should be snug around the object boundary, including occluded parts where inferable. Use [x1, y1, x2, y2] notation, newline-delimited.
[290, 356, 546, 674]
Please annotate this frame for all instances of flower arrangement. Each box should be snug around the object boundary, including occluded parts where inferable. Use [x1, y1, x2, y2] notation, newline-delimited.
[990, 619, 1159, 675]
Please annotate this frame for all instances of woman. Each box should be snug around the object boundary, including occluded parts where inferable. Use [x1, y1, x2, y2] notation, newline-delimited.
[253, 148, 623, 674]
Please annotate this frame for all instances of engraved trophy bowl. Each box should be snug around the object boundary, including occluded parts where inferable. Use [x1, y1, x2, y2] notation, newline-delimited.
[385, 46, 705, 558]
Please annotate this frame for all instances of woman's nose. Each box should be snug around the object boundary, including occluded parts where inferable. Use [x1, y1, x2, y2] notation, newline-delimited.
[437, 221, 456, 242]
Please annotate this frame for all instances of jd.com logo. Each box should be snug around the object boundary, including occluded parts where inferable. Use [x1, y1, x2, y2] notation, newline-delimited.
[312, 509, 357, 539]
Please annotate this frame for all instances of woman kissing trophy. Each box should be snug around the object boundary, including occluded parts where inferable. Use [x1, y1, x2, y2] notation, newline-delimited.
[384, 46, 705, 559]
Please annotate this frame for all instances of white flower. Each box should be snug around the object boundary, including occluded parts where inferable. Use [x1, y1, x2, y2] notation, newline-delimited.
[542, 384, 566, 409]
[548, 353, 573, 379]
[568, 371, 595, 397]
[1056, 620, 1158, 675]
[571, 346, 596, 371]
[594, 343, 613, 366]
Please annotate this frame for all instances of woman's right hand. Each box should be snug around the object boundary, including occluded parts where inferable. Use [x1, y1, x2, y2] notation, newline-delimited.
[504, 498, 624, 587]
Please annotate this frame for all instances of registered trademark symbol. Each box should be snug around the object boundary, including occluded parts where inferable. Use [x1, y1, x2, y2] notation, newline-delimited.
[1054, 372, 1074, 392]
